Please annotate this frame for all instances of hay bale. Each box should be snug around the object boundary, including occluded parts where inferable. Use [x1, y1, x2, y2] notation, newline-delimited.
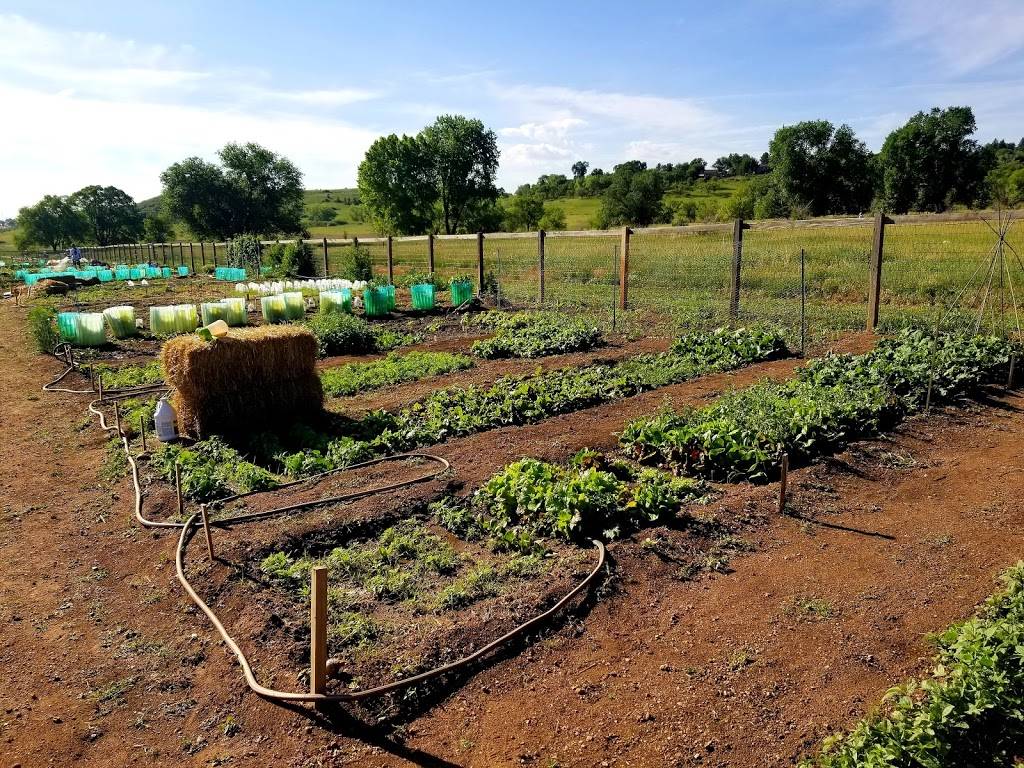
[162, 325, 324, 438]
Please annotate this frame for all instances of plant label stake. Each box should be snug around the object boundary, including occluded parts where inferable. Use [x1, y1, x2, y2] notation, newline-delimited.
[97, 373, 104, 402]
[174, 461, 184, 519]
[199, 504, 215, 562]
[310, 566, 328, 697]
[778, 453, 789, 515]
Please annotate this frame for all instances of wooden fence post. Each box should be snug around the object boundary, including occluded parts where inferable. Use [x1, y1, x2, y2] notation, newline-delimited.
[427, 233, 435, 274]
[212, 241, 218, 267]
[386, 235, 394, 284]
[538, 229, 546, 304]
[321, 237, 329, 277]
[619, 226, 631, 311]
[867, 212, 889, 332]
[200, 242, 205, 267]
[310, 566, 328, 696]
[189, 242, 195, 273]
[476, 232, 485, 294]
[729, 218, 747, 320]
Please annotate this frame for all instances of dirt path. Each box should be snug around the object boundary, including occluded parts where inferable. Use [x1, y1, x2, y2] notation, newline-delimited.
[2, 296, 1023, 768]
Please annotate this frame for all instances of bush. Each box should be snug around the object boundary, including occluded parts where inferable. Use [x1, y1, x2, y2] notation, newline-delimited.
[304, 313, 377, 357]
[27, 304, 58, 354]
[341, 244, 373, 281]
[226, 234, 262, 273]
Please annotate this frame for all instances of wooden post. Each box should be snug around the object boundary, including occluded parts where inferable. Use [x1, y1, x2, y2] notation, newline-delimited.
[427, 233, 435, 274]
[174, 461, 184, 519]
[212, 241, 218, 267]
[199, 504, 215, 561]
[1009, 354, 1017, 390]
[139, 417, 148, 453]
[778, 453, 789, 514]
[867, 212, 888, 332]
[619, 226, 631, 311]
[113, 400, 121, 434]
[200, 241, 206, 267]
[729, 219, 746, 320]
[310, 566, 328, 696]
[189, 242, 195, 273]
[161, 243, 167, 265]
[321, 237, 329, 277]
[97, 373, 104, 402]
[538, 229, 546, 304]
[476, 232, 485, 294]
[386, 235, 394, 284]
[177, 242, 184, 266]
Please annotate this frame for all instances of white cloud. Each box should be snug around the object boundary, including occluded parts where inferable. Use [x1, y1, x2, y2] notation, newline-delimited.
[500, 117, 587, 142]
[882, 0, 1024, 74]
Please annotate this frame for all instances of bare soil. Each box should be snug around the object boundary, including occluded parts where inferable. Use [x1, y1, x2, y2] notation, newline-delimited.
[2, 295, 1023, 768]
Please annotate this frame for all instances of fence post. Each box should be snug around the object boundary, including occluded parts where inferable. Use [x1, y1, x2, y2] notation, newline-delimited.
[427, 233, 435, 274]
[537, 229, 546, 304]
[321, 237, 329, 276]
[729, 219, 747, 320]
[476, 232, 485, 294]
[619, 226, 631, 311]
[161, 243, 167, 265]
[867, 212, 889, 332]
[310, 566, 328, 696]
[212, 241, 218, 267]
[189, 242, 195, 273]
[386, 235, 394, 284]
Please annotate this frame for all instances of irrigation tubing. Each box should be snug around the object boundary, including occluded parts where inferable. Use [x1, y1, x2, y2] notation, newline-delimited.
[48, 349, 608, 707]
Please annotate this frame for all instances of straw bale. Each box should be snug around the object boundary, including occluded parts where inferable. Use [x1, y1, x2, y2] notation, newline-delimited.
[162, 325, 323, 437]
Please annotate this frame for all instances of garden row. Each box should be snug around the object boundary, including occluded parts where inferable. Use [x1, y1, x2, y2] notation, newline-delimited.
[621, 329, 1020, 481]
[156, 326, 788, 501]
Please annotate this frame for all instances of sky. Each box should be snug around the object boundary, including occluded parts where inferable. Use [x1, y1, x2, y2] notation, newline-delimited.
[1, 0, 1024, 218]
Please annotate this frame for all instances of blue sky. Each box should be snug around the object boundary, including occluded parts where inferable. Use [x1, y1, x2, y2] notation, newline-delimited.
[2, 0, 1023, 217]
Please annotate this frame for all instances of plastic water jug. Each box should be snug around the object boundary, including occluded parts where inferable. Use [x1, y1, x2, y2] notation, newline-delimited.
[154, 397, 178, 442]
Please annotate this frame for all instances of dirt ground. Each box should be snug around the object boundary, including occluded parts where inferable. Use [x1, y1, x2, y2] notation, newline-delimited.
[1, 297, 1023, 768]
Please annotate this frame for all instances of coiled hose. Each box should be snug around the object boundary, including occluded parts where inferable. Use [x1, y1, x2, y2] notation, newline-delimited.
[50, 349, 606, 705]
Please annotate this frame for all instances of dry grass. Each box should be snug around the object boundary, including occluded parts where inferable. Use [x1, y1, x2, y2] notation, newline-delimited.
[162, 325, 323, 438]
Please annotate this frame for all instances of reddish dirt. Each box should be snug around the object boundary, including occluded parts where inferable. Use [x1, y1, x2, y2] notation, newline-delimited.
[2, 295, 1024, 768]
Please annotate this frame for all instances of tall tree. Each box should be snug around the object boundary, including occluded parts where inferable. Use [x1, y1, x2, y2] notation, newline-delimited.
[143, 213, 174, 243]
[357, 134, 437, 235]
[876, 107, 981, 213]
[68, 185, 144, 246]
[16, 195, 86, 251]
[504, 186, 546, 231]
[599, 166, 666, 227]
[571, 160, 590, 182]
[421, 115, 500, 234]
[358, 115, 500, 235]
[768, 120, 873, 216]
[160, 143, 304, 239]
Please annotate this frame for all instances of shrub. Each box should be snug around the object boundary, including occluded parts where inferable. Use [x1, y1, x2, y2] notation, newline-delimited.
[226, 234, 262, 274]
[266, 241, 315, 277]
[27, 304, 58, 353]
[341, 244, 373, 282]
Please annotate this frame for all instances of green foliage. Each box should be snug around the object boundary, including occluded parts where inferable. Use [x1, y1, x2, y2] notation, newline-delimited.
[153, 437, 278, 502]
[768, 121, 873, 216]
[470, 313, 603, 359]
[26, 304, 58, 353]
[422, 114, 500, 234]
[320, 350, 474, 397]
[226, 234, 262, 273]
[143, 213, 174, 243]
[622, 330, 1019, 481]
[68, 185, 144, 246]
[538, 204, 567, 231]
[341, 244, 373, 282]
[85, 361, 163, 389]
[17, 195, 87, 251]
[504, 187, 546, 231]
[599, 163, 668, 227]
[357, 133, 437, 235]
[304, 312, 377, 356]
[265, 240, 315, 277]
[160, 142, 304, 239]
[803, 562, 1024, 767]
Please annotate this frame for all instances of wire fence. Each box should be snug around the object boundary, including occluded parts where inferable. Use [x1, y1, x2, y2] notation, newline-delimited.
[7, 211, 1023, 353]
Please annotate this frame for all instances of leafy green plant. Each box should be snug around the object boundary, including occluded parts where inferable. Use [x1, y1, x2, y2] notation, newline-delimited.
[320, 350, 474, 397]
[304, 312, 422, 357]
[470, 313, 603, 359]
[342, 244, 373, 282]
[153, 437, 278, 502]
[622, 330, 1020, 481]
[85, 361, 163, 389]
[27, 304, 58, 353]
[804, 562, 1024, 767]
[400, 270, 446, 289]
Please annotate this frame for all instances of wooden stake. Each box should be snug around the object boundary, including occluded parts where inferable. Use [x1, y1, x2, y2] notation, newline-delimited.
[199, 504, 215, 561]
[97, 373, 104, 401]
[1009, 354, 1017, 390]
[139, 417, 147, 453]
[778, 453, 789, 514]
[174, 461, 184, 519]
[113, 400, 121, 434]
[619, 226, 631, 311]
[310, 566, 328, 696]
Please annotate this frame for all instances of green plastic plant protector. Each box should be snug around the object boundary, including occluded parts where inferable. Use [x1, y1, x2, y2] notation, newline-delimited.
[450, 281, 473, 305]
[161, 267, 171, 278]
[57, 312, 78, 342]
[363, 288, 388, 317]
[319, 290, 352, 315]
[260, 295, 287, 324]
[74, 313, 107, 347]
[175, 305, 198, 334]
[115, 266, 129, 280]
[410, 283, 436, 310]
[200, 302, 227, 326]
[219, 298, 247, 326]
[283, 291, 305, 320]
[103, 306, 136, 339]
[177, 266, 189, 277]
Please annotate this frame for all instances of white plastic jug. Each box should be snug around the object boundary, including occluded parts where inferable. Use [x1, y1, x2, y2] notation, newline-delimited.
[154, 396, 178, 442]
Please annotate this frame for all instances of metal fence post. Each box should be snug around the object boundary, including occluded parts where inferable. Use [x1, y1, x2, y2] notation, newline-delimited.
[322, 237, 329, 277]
[800, 247, 807, 357]
[729, 218, 747, 320]
[619, 226, 631, 311]
[386, 235, 394, 284]
[476, 232, 485, 294]
[538, 229, 546, 304]
[867, 212, 889, 332]
[428, 233, 435, 274]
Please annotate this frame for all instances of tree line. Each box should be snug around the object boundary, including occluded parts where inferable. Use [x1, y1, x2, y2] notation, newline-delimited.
[14, 105, 1024, 251]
